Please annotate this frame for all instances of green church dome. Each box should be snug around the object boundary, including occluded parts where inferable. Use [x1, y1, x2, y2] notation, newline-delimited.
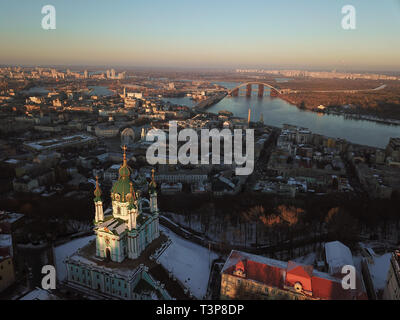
[119, 165, 131, 178]
[111, 146, 134, 203]
[111, 178, 131, 202]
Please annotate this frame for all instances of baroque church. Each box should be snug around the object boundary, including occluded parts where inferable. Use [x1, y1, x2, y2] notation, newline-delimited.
[93, 146, 160, 263]
[62, 147, 174, 300]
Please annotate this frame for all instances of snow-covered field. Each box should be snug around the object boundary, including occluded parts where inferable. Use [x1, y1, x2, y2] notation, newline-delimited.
[54, 235, 95, 281]
[158, 226, 218, 299]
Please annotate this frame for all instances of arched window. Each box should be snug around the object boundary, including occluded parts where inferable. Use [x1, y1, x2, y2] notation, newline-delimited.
[117, 207, 121, 215]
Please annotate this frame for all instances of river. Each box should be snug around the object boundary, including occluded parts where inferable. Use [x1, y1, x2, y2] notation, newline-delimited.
[166, 81, 400, 148]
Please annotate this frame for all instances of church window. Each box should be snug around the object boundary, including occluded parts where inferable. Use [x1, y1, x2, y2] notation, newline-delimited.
[117, 207, 121, 215]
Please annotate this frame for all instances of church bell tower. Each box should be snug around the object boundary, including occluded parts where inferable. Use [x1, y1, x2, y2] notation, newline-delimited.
[94, 176, 104, 223]
[149, 169, 158, 215]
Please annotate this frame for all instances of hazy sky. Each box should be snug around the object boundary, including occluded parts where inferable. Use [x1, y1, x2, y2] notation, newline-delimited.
[1, 0, 400, 70]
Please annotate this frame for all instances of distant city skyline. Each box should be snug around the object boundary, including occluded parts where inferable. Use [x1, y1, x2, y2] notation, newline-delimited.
[1, 0, 400, 71]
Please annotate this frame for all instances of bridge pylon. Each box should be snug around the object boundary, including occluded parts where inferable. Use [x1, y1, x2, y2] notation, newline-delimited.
[246, 84, 252, 97]
[258, 84, 264, 97]
[229, 82, 281, 97]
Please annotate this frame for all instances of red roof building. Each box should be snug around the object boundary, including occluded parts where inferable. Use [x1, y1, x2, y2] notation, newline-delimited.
[221, 250, 367, 300]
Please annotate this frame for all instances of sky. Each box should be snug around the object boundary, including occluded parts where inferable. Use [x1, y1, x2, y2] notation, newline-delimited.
[0, 0, 400, 71]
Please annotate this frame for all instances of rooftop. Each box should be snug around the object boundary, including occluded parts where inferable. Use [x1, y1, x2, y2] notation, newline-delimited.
[364, 252, 392, 297]
[0, 211, 24, 225]
[0, 234, 12, 248]
[222, 250, 367, 300]
[19, 288, 60, 300]
[65, 232, 191, 299]
[23, 134, 96, 151]
[325, 241, 354, 274]
[67, 233, 168, 279]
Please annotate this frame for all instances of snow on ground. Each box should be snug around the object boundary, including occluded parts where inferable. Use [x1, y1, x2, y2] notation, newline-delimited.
[368, 253, 392, 292]
[158, 225, 218, 299]
[54, 226, 220, 298]
[54, 235, 95, 281]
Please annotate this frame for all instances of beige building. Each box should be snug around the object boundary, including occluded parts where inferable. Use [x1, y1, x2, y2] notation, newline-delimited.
[383, 251, 400, 300]
[0, 250, 15, 293]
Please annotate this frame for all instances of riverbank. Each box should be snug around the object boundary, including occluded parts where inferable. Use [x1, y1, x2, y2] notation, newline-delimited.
[193, 92, 227, 111]
[278, 94, 400, 126]
[314, 109, 400, 126]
